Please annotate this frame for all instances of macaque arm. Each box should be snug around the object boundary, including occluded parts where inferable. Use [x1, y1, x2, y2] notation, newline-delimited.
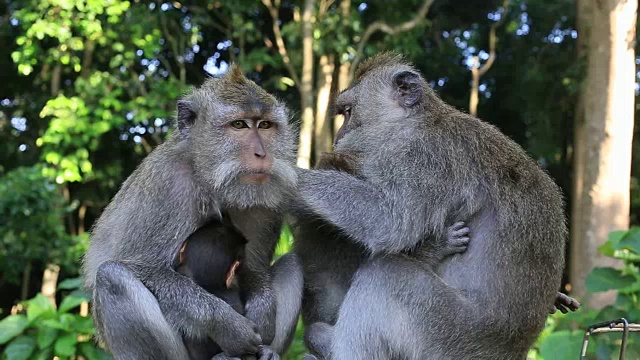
[97, 261, 261, 356]
[298, 169, 429, 255]
[237, 220, 281, 345]
[315, 152, 361, 176]
[125, 262, 242, 336]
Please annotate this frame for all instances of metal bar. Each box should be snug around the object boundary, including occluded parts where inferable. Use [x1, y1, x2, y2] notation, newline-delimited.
[580, 318, 639, 360]
[580, 329, 591, 359]
[620, 318, 629, 360]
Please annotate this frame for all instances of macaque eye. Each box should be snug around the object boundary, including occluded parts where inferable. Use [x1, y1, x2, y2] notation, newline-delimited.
[258, 121, 273, 129]
[342, 106, 352, 121]
[230, 120, 248, 129]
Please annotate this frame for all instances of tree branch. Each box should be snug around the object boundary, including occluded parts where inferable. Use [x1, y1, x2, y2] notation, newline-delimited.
[477, 0, 510, 77]
[469, 0, 510, 116]
[160, 14, 186, 84]
[349, 0, 435, 79]
[261, 0, 301, 86]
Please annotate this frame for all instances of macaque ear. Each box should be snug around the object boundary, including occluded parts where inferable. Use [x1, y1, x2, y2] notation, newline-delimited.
[225, 260, 241, 288]
[392, 71, 422, 108]
[177, 100, 196, 135]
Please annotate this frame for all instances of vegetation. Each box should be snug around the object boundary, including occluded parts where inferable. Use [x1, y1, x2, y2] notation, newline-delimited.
[531, 228, 640, 359]
[0, 279, 109, 360]
[0, 0, 638, 358]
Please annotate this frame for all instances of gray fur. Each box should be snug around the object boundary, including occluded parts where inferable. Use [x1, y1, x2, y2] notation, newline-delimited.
[82, 65, 301, 359]
[295, 53, 566, 359]
[94, 262, 190, 360]
[270, 253, 304, 353]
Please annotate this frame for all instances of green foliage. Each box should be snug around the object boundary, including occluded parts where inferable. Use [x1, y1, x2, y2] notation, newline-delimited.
[0, 166, 74, 285]
[12, 0, 131, 74]
[531, 229, 640, 359]
[0, 281, 110, 360]
[275, 224, 295, 258]
[9, 0, 189, 185]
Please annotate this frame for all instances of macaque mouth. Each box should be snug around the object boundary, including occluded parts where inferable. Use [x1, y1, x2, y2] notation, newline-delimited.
[239, 171, 272, 184]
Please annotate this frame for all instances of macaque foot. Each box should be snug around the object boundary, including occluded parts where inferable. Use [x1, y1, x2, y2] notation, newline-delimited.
[257, 345, 280, 360]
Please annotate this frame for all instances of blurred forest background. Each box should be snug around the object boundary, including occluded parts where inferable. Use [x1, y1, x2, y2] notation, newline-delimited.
[1, 0, 640, 358]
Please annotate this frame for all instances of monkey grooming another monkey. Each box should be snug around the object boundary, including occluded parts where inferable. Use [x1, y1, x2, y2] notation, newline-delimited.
[294, 151, 470, 359]
[82, 65, 302, 360]
[298, 143, 578, 360]
[296, 53, 569, 360]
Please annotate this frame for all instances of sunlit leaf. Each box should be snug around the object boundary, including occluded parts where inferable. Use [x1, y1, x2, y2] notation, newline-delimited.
[54, 333, 78, 357]
[26, 293, 56, 322]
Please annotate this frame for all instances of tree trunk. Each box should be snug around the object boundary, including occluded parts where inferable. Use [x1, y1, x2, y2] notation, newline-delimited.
[20, 260, 32, 301]
[570, 0, 637, 309]
[41, 264, 60, 308]
[334, 0, 351, 136]
[469, 56, 480, 116]
[314, 54, 335, 162]
[334, 60, 350, 136]
[569, 0, 591, 297]
[297, 0, 315, 169]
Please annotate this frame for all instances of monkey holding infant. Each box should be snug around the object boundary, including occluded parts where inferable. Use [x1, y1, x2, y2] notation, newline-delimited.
[83, 66, 302, 360]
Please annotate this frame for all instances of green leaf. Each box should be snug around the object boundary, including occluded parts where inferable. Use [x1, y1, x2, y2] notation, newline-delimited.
[26, 293, 56, 322]
[57, 277, 83, 290]
[36, 326, 58, 349]
[538, 330, 584, 360]
[41, 317, 70, 332]
[32, 348, 53, 360]
[4, 335, 36, 360]
[586, 267, 637, 292]
[619, 227, 640, 254]
[59, 291, 89, 313]
[79, 342, 113, 360]
[54, 333, 78, 357]
[599, 230, 627, 256]
[0, 315, 29, 344]
[70, 315, 95, 334]
[613, 249, 640, 262]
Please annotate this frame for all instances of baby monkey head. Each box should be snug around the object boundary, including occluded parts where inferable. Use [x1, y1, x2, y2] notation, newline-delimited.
[175, 65, 297, 209]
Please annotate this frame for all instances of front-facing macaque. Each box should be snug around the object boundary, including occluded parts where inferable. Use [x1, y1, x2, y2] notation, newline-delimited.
[82, 65, 302, 360]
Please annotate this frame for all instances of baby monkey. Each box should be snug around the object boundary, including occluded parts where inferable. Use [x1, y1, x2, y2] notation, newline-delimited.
[175, 220, 275, 360]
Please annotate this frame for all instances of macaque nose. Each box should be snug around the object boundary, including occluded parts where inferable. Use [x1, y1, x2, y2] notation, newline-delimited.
[254, 141, 266, 158]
